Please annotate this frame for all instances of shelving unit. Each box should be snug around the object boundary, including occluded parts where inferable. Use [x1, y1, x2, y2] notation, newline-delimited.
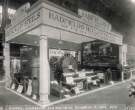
[81, 40, 119, 69]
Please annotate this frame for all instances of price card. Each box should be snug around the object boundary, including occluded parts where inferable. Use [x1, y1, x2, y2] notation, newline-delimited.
[79, 72, 86, 77]
[66, 77, 74, 84]
[26, 80, 32, 96]
[93, 80, 97, 85]
[11, 83, 15, 90]
[73, 87, 80, 94]
[77, 81, 84, 89]
[17, 85, 23, 93]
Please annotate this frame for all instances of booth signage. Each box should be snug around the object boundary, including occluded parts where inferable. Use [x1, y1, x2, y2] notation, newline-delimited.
[49, 49, 76, 58]
[78, 9, 112, 32]
[45, 9, 122, 45]
[6, 10, 41, 40]
[5, 3, 123, 45]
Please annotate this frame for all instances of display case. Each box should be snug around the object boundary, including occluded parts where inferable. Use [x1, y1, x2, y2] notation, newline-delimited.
[81, 40, 119, 70]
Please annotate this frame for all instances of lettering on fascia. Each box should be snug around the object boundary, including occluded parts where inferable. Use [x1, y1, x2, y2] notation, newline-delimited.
[25, 11, 40, 25]
[6, 11, 40, 37]
[78, 9, 111, 32]
[49, 11, 81, 32]
[48, 10, 121, 44]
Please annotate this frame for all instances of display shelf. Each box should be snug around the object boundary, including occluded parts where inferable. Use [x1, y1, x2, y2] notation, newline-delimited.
[81, 40, 119, 69]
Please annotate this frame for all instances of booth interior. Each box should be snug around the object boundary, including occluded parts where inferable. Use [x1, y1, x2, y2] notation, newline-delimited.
[10, 37, 122, 100]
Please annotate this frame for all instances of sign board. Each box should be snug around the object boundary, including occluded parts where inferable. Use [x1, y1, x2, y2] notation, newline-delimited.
[5, 9, 41, 41]
[5, 1, 123, 45]
[49, 49, 76, 58]
[45, 9, 122, 45]
[78, 9, 111, 32]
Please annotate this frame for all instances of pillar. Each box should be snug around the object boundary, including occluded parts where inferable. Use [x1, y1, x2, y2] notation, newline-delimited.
[119, 44, 127, 81]
[39, 35, 50, 105]
[3, 43, 11, 87]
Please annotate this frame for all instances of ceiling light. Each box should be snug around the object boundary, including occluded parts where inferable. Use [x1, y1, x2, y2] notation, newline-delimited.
[8, 8, 16, 14]
[131, 0, 135, 3]
[58, 40, 63, 44]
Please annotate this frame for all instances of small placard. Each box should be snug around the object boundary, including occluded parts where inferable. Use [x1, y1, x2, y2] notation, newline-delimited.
[87, 77, 92, 83]
[11, 83, 15, 90]
[32, 95, 37, 100]
[73, 87, 80, 94]
[97, 73, 104, 79]
[26, 80, 32, 96]
[79, 72, 86, 78]
[17, 85, 23, 93]
[76, 81, 83, 90]
[66, 77, 74, 84]
[68, 65, 73, 69]
[92, 80, 97, 85]
[64, 95, 71, 98]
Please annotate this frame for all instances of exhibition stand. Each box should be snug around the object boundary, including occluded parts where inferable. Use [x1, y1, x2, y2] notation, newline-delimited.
[4, 0, 126, 105]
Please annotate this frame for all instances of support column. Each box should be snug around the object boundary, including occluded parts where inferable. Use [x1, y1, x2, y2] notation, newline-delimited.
[130, 70, 133, 79]
[119, 45, 123, 81]
[3, 43, 11, 87]
[39, 35, 50, 105]
[119, 44, 127, 81]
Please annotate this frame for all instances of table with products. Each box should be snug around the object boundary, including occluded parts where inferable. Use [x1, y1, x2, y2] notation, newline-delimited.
[63, 70, 100, 91]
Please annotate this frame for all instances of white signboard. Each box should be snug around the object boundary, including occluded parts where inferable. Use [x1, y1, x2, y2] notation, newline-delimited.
[49, 49, 76, 58]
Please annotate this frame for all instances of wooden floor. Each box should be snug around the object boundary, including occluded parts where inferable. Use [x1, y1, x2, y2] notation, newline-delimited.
[54, 81, 135, 108]
[0, 87, 34, 106]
